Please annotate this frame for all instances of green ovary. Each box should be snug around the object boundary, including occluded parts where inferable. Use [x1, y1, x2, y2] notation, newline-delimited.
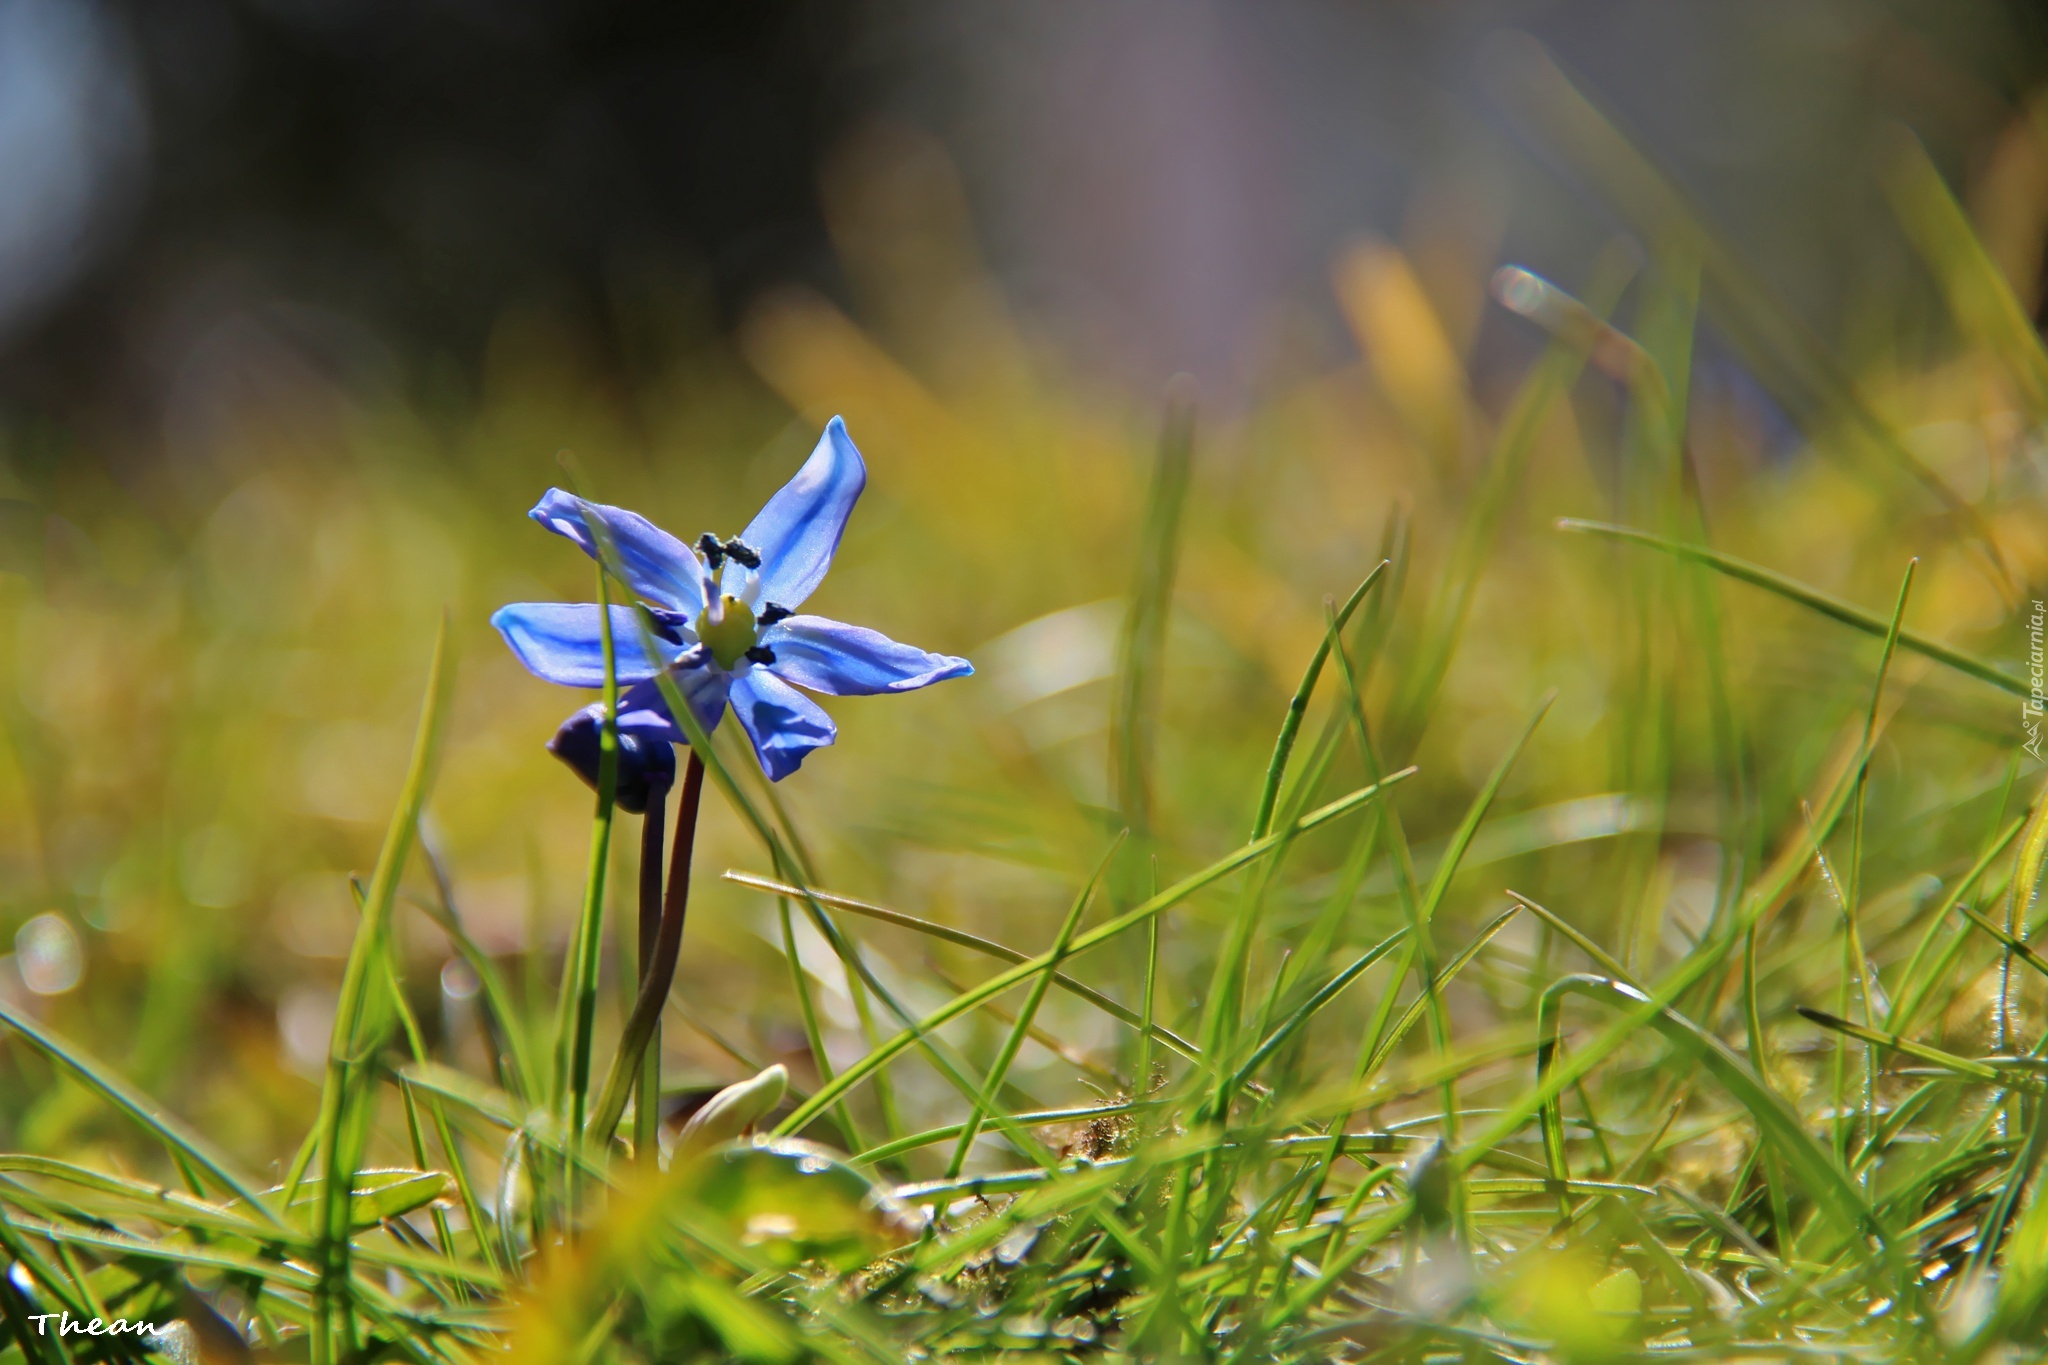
[696, 595, 758, 669]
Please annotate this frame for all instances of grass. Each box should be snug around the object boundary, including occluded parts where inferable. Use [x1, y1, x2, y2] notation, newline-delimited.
[1, 41, 2048, 1365]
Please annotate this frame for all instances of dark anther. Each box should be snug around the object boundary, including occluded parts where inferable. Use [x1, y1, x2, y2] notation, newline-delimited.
[547, 707, 676, 814]
[722, 537, 762, 569]
[674, 643, 711, 671]
[757, 602, 792, 626]
[744, 645, 777, 665]
[696, 532, 726, 568]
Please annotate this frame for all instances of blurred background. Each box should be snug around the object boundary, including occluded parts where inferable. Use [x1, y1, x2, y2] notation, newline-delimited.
[1, 0, 2046, 1171]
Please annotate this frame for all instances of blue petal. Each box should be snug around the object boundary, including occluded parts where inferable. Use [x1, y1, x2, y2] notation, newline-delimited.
[739, 417, 867, 609]
[614, 671, 731, 745]
[491, 603, 675, 687]
[762, 615, 973, 696]
[729, 670, 837, 781]
[529, 489, 708, 613]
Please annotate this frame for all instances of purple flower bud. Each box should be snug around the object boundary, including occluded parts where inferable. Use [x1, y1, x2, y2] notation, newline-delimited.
[546, 706, 674, 813]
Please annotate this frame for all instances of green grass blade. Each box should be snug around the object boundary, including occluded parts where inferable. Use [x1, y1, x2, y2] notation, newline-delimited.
[308, 615, 456, 1362]
[1401, 689, 1551, 1161]
[9, 1211, 319, 1289]
[1201, 576, 1394, 1095]
[1557, 521, 2023, 697]
[1450, 734, 1884, 1247]
[1247, 563, 1388, 842]
[0, 1002, 278, 1222]
[945, 837, 1119, 1177]
[1366, 905, 1524, 1075]
[1506, 890, 1636, 985]
[776, 897, 859, 1151]
[773, 767, 1416, 1137]
[1381, 248, 1633, 761]
[1884, 129, 2048, 418]
[722, 873, 1204, 1065]
[411, 850, 541, 1107]
[1490, 35, 2005, 575]
[1113, 380, 1196, 842]
[565, 558, 623, 1146]
[1793, 1007, 2031, 1089]
[0, 1155, 285, 1242]
[1890, 814, 2027, 1036]
[853, 1100, 1153, 1166]
[1535, 977, 1881, 1250]
[1959, 905, 2048, 982]
[1417, 694, 1555, 931]
[1223, 929, 1406, 1097]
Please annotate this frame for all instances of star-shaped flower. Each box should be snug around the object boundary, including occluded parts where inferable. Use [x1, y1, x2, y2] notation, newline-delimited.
[494, 417, 972, 782]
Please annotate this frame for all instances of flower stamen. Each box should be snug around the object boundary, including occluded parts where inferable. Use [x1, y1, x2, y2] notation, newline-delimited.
[695, 595, 759, 670]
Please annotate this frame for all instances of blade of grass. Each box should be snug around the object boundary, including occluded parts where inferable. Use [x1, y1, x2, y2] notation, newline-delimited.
[721, 872, 1204, 1066]
[718, 723, 905, 1151]
[1489, 34, 2010, 588]
[1113, 378, 1196, 845]
[1398, 690, 1554, 1168]
[565, 556, 623, 1149]
[1890, 814, 2027, 1036]
[629, 616, 1072, 1169]
[1380, 248, 1634, 762]
[1506, 891, 1635, 985]
[308, 615, 455, 1364]
[1559, 520, 2023, 697]
[773, 767, 1416, 1137]
[1794, 1007, 2032, 1089]
[363, 878, 498, 1275]
[1743, 917, 1795, 1255]
[1224, 929, 1408, 1099]
[0, 1157, 285, 1242]
[776, 897, 858, 1151]
[1400, 738, 1893, 1293]
[2001, 783, 2048, 1029]
[0, 1002, 279, 1223]
[1137, 897, 1161, 1093]
[412, 845, 540, 1107]
[1960, 905, 2048, 981]
[1884, 128, 2048, 419]
[945, 837, 1120, 1178]
[1246, 564, 1390, 842]
[1534, 978, 1878, 1251]
[1366, 906, 1526, 1076]
[1838, 562, 1917, 1166]
[1201, 594, 1415, 1173]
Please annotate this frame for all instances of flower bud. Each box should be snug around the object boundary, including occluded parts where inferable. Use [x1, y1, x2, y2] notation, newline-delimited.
[546, 705, 675, 813]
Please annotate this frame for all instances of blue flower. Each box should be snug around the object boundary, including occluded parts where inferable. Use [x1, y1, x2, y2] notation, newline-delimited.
[493, 417, 974, 781]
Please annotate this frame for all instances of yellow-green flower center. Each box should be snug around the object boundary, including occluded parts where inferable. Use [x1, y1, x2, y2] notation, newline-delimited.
[695, 594, 758, 670]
